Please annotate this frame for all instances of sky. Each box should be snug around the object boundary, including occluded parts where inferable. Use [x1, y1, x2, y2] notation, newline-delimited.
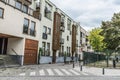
[49, 0, 120, 31]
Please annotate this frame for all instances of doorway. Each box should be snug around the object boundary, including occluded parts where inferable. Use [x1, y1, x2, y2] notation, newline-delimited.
[0, 38, 8, 55]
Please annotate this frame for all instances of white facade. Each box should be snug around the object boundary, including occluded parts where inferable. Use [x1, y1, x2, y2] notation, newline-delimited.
[0, 0, 89, 65]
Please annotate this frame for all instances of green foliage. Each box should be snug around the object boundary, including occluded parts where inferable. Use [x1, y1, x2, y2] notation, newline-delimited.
[64, 52, 67, 57]
[101, 12, 120, 51]
[88, 28, 106, 52]
[39, 48, 43, 56]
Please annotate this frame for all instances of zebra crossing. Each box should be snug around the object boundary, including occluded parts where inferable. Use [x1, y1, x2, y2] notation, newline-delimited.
[19, 68, 90, 76]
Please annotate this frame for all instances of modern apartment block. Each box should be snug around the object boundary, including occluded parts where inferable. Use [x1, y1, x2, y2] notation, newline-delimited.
[0, 0, 89, 65]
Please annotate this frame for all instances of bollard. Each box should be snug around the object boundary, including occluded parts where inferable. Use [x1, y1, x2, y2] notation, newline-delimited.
[73, 61, 75, 68]
[102, 68, 105, 75]
[80, 65, 82, 71]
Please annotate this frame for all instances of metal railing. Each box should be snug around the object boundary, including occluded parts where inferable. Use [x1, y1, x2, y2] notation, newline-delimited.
[11, 48, 18, 55]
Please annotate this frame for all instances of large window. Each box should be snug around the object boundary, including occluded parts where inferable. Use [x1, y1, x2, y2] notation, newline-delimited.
[15, 1, 22, 10]
[48, 28, 51, 35]
[23, 5, 28, 13]
[30, 21, 36, 36]
[42, 42, 46, 56]
[44, 2, 52, 20]
[23, 18, 29, 34]
[43, 26, 47, 33]
[67, 36, 69, 41]
[42, 42, 50, 56]
[46, 43, 50, 56]
[0, 7, 4, 18]
[67, 19, 71, 30]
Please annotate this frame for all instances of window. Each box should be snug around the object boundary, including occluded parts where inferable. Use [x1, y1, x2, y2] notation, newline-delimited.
[42, 42, 50, 56]
[23, 18, 29, 34]
[69, 47, 71, 56]
[30, 21, 36, 36]
[67, 47, 69, 56]
[42, 42, 46, 56]
[42, 26, 47, 39]
[46, 43, 50, 56]
[44, 2, 52, 19]
[23, 5, 28, 13]
[62, 46, 64, 56]
[67, 19, 71, 30]
[43, 26, 47, 33]
[67, 36, 69, 41]
[15, 1, 22, 10]
[48, 28, 51, 35]
[61, 14, 65, 26]
[0, 8, 4, 18]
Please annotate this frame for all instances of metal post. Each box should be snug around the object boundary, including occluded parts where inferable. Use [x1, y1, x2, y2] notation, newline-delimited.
[73, 61, 75, 68]
[80, 65, 82, 71]
[102, 68, 105, 75]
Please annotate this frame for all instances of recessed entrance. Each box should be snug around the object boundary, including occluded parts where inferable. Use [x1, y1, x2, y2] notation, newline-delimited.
[0, 38, 8, 55]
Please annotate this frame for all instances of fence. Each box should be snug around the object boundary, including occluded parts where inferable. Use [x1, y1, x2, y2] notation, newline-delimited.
[83, 52, 106, 65]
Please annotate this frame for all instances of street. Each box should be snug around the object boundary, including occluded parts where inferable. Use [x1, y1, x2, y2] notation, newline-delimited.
[0, 63, 120, 80]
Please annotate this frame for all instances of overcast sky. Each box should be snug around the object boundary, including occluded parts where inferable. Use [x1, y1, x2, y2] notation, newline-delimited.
[49, 0, 120, 31]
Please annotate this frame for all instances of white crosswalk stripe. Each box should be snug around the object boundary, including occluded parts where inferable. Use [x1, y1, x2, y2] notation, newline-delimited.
[82, 72, 89, 75]
[46, 69, 54, 75]
[19, 73, 25, 76]
[54, 69, 64, 76]
[39, 69, 45, 76]
[69, 69, 80, 75]
[30, 72, 36, 76]
[19, 68, 89, 76]
[61, 69, 72, 75]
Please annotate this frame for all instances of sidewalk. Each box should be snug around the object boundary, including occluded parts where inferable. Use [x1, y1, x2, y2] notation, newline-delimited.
[74, 66, 120, 76]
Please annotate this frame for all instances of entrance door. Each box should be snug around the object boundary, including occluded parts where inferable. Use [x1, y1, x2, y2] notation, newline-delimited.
[24, 39, 38, 65]
[0, 38, 8, 55]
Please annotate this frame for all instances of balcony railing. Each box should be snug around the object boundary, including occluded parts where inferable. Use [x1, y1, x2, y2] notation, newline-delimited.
[42, 33, 48, 39]
[60, 26, 65, 32]
[1, 0, 41, 20]
[23, 25, 29, 34]
[29, 29, 36, 36]
[60, 38, 64, 44]
[17, 0, 32, 5]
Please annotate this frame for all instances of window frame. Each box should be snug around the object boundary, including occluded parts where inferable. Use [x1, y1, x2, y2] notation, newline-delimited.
[30, 21, 36, 36]
[67, 18, 71, 30]
[15, 1, 22, 10]
[0, 7, 4, 18]
[44, 2, 52, 20]
[67, 36, 69, 41]
[42, 42, 46, 56]
[43, 26, 47, 33]
[23, 18, 29, 34]
[22, 4, 28, 13]
[48, 28, 51, 35]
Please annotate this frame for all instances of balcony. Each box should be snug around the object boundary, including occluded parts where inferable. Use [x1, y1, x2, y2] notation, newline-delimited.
[0, 0, 41, 20]
[42, 33, 48, 39]
[60, 26, 65, 32]
[17, 0, 32, 5]
[70, 31, 72, 35]
[60, 38, 64, 44]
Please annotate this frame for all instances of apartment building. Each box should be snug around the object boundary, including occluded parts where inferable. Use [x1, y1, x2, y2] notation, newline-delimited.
[0, 0, 88, 65]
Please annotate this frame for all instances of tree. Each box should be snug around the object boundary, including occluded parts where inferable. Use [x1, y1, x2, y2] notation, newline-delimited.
[101, 12, 120, 67]
[88, 28, 106, 52]
[101, 13, 120, 51]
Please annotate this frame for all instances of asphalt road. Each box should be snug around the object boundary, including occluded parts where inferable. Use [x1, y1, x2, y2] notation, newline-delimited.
[0, 76, 120, 80]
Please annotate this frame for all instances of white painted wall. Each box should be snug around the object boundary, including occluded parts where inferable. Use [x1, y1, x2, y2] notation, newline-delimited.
[0, 1, 40, 41]
[7, 38, 25, 55]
